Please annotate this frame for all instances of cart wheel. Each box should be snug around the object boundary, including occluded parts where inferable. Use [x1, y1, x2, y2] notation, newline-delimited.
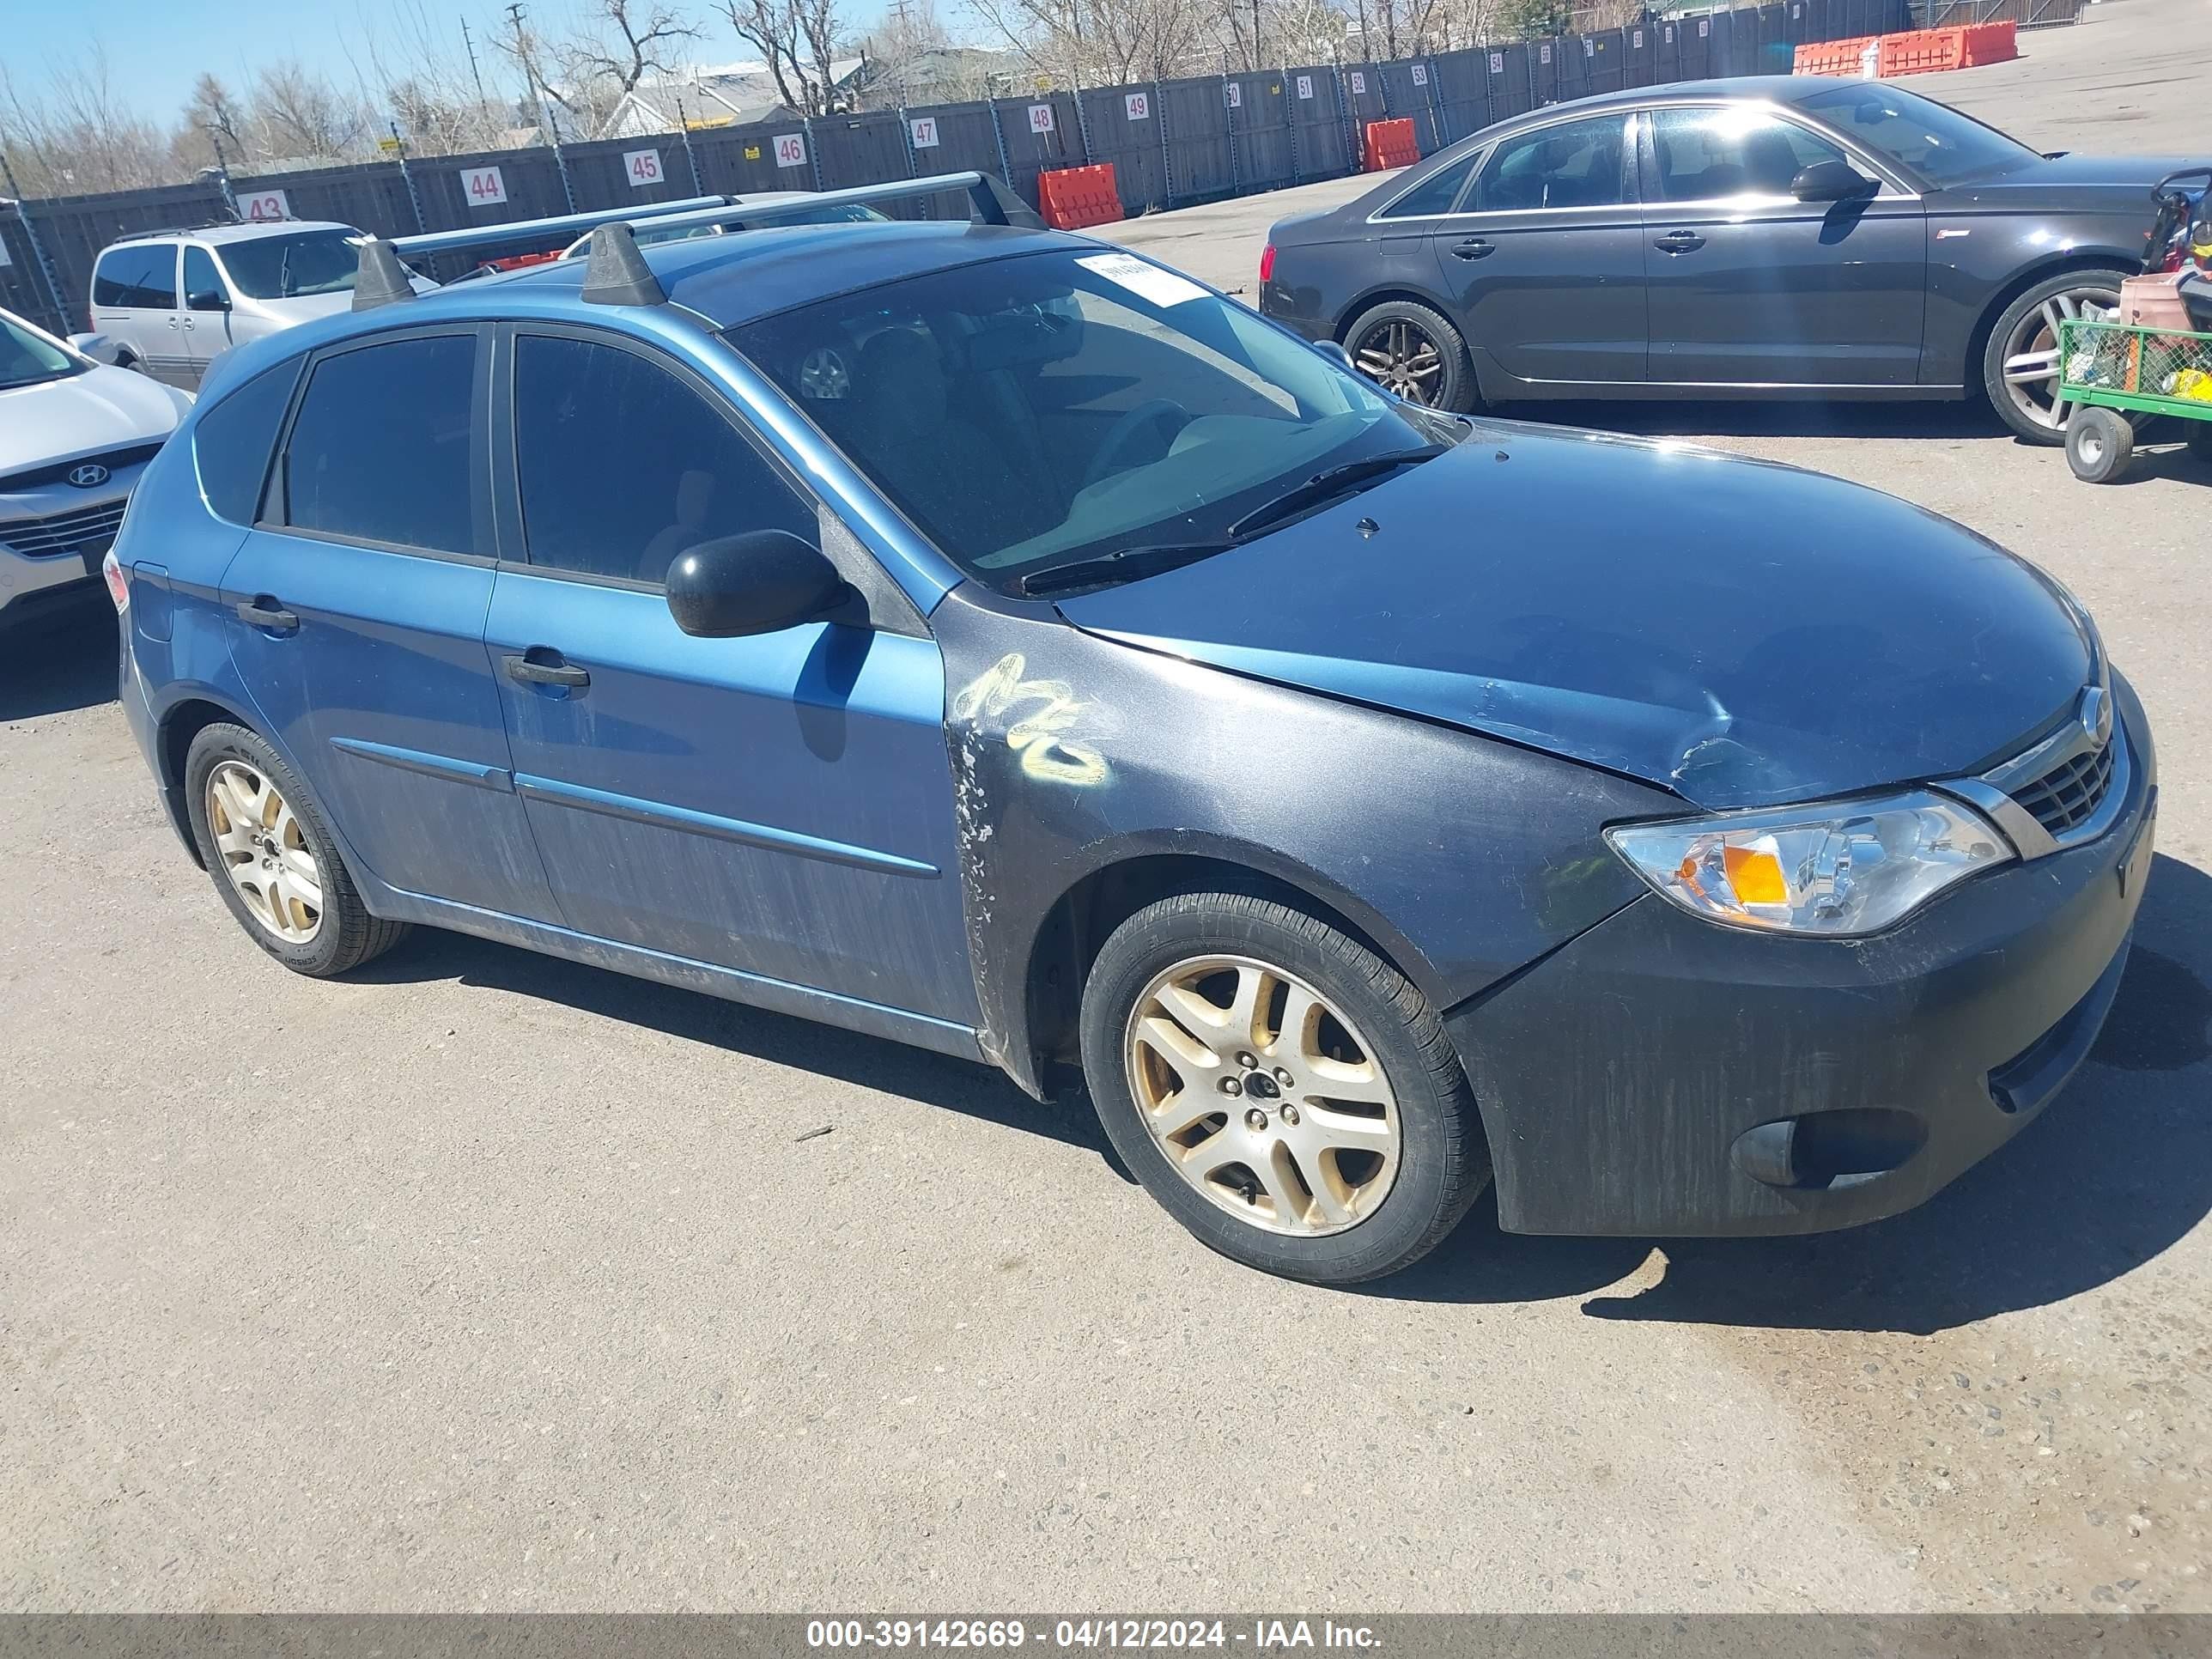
[2185, 421, 2212, 468]
[2066, 406, 2134, 483]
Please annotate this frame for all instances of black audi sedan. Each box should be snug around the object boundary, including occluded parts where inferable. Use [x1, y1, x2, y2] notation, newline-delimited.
[1260, 77, 2199, 441]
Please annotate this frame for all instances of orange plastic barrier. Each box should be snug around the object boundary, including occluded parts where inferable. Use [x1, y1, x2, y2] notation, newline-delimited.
[1361, 118, 1420, 173]
[1036, 163, 1121, 230]
[1958, 19, 2018, 64]
[1794, 23, 2013, 77]
[1792, 35, 1876, 74]
[1880, 27, 1966, 73]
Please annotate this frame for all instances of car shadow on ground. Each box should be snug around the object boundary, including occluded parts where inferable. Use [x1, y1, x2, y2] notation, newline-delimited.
[354, 929, 1127, 1167]
[1512, 398, 2012, 443]
[0, 592, 119, 720]
[1376, 851, 2212, 1335]
[369, 849, 2209, 1336]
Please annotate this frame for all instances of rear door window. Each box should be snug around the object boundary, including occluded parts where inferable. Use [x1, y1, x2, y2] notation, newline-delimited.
[93, 245, 178, 310]
[511, 333, 815, 586]
[280, 333, 481, 554]
[1466, 115, 1632, 211]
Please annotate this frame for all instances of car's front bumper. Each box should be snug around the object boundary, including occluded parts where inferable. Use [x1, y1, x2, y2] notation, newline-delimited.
[1, 478, 137, 627]
[1445, 690, 2157, 1237]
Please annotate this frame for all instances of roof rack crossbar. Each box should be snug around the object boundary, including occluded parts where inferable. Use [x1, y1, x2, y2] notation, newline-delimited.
[385, 195, 729, 258]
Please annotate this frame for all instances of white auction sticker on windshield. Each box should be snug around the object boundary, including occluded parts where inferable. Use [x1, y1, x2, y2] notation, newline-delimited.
[1076, 252, 1206, 308]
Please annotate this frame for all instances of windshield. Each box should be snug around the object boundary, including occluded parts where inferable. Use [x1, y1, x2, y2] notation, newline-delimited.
[217, 229, 362, 300]
[730, 249, 1456, 594]
[0, 313, 84, 391]
[1797, 84, 2041, 185]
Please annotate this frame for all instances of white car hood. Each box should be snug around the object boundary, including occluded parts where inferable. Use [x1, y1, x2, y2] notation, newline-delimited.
[0, 366, 189, 472]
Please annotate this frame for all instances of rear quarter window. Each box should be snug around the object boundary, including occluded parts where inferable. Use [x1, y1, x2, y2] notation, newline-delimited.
[193, 359, 304, 525]
[93, 245, 177, 310]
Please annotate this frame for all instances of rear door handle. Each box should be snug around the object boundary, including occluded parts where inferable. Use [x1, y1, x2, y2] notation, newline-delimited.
[503, 650, 590, 690]
[1654, 230, 1706, 254]
[235, 596, 299, 632]
[1449, 238, 1495, 260]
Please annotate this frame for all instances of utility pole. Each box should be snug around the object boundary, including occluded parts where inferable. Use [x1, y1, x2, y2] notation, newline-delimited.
[461, 16, 494, 129]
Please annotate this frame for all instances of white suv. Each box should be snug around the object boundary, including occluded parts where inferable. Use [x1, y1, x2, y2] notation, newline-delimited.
[0, 307, 191, 631]
[88, 220, 430, 390]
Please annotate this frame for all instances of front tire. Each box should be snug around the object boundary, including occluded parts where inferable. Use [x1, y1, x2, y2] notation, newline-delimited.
[1343, 299, 1477, 412]
[1981, 267, 2130, 444]
[1079, 891, 1489, 1285]
[183, 722, 409, 977]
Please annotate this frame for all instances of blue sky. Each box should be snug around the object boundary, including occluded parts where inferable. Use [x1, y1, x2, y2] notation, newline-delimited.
[7, 1, 890, 127]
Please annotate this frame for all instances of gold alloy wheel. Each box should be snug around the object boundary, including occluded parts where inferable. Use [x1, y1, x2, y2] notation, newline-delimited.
[206, 761, 324, 945]
[1122, 954, 1401, 1237]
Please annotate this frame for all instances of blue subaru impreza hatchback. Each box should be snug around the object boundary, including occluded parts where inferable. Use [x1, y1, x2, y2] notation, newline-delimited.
[107, 174, 2155, 1284]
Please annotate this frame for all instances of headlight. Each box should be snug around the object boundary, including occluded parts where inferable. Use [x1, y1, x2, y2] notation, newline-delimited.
[1604, 791, 2013, 937]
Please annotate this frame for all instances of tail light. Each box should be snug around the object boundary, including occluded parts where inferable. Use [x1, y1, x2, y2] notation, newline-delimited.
[101, 548, 129, 612]
[1258, 243, 1277, 284]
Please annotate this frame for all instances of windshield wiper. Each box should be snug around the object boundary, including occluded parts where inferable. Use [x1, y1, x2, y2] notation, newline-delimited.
[1017, 541, 1234, 597]
[1223, 445, 1449, 541]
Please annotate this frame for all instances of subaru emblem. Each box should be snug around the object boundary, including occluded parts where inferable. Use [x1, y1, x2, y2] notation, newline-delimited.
[2079, 686, 2112, 750]
[67, 463, 110, 489]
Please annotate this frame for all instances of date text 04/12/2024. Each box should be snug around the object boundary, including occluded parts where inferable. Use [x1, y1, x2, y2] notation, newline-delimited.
[805, 1620, 1382, 1650]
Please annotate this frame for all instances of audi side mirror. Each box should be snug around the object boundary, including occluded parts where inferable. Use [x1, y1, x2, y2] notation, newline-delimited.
[1791, 161, 1878, 204]
[665, 530, 848, 639]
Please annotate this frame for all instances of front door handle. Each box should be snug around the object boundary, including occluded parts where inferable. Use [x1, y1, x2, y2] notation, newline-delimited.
[235, 596, 299, 631]
[503, 650, 590, 690]
[1449, 237, 1495, 260]
[1653, 229, 1706, 254]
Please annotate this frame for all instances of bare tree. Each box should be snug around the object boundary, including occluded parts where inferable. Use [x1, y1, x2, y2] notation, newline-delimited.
[721, 0, 851, 116]
[963, 0, 1204, 84]
[562, 0, 705, 99]
[356, 0, 518, 155]
[0, 46, 173, 196]
[248, 58, 377, 164]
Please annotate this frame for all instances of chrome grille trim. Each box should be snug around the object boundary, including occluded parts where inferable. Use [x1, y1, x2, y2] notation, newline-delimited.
[1955, 681, 2129, 862]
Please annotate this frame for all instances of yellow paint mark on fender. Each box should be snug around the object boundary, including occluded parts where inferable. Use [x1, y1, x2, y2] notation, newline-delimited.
[953, 653, 1109, 787]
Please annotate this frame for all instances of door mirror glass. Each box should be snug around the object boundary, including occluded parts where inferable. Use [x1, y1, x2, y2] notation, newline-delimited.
[1790, 159, 1878, 203]
[665, 530, 848, 638]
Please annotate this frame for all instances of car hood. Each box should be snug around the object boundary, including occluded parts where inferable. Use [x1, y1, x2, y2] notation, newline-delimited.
[1939, 152, 2202, 204]
[0, 364, 187, 473]
[1057, 425, 2093, 811]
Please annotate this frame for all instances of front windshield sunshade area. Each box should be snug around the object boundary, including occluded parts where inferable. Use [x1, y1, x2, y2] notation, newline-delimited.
[728, 249, 1458, 594]
[0, 314, 82, 390]
[218, 230, 363, 300]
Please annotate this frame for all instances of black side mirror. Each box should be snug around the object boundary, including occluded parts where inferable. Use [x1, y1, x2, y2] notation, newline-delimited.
[187, 288, 231, 313]
[665, 530, 848, 639]
[1791, 160, 1878, 204]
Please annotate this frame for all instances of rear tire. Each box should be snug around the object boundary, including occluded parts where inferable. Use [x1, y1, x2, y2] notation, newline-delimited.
[183, 722, 410, 977]
[1079, 891, 1489, 1285]
[1342, 299, 1477, 412]
[2064, 405, 2134, 483]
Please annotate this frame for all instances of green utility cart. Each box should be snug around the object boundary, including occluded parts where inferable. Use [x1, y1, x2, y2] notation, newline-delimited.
[2057, 315, 2212, 483]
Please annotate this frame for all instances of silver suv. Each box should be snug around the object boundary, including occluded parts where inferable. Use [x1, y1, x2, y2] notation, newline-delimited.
[88, 221, 428, 390]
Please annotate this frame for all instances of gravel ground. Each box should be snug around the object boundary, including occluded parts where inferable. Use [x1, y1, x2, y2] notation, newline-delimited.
[3, 0, 2209, 1613]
